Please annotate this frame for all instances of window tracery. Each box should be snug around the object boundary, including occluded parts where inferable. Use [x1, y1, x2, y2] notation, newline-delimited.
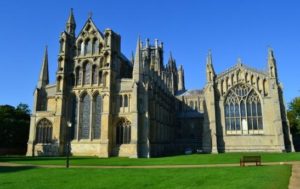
[80, 94, 90, 139]
[36, 119, 52, 143]
[93, 94, 102, 139]
[224, 84, 263, 134]
[92, 65, 97, 85]
[71, 96, 78, 139]
[116, 119, 131, 145]
[76, 67, 81, 85]
[83, 63, 91, 85]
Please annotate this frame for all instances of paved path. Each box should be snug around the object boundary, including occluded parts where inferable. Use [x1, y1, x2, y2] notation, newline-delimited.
[0, 161, 299, 169]
[1, 161, 299, 188]
[289, 164, 300, 189]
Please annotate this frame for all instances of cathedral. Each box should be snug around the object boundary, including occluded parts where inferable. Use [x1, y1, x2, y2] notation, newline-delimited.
[26, 10, 294, 158]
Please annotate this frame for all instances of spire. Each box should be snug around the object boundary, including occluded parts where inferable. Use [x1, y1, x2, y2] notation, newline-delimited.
[133, 36, 142, 81]
[169, 52, 173, 62]
[66, 8, 76, 36]
[206, 50, 215, 83]
[37, 46, 49, 88]
[268, 48, 277, 79]
[168, 52, 173, 68]
[130, 51, 134, 66]
[168, 52, 177, 73]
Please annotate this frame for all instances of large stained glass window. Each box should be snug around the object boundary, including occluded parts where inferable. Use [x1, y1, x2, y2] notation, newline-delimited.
[224, 84, 263, 134]
[93, 94, 102, 139]
[80, 94, 90, 139]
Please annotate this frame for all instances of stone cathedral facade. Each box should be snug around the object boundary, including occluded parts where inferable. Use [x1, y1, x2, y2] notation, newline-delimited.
[26, 10, 294, 157]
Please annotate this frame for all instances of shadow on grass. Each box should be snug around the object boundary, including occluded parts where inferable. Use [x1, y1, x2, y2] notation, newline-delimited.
[0, 156, 92, 163]
[0, 166, 36, 174]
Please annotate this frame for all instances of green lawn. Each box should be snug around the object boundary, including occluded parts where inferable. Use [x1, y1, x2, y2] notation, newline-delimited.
[0, 165, 291, 189]
[0, 152, 299, 166]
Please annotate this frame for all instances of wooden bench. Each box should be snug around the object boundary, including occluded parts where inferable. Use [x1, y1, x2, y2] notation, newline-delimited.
[240, 156, 261, 167]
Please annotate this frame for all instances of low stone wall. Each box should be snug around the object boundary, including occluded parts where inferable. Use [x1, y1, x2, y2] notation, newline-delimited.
[34, 143, 59, 156]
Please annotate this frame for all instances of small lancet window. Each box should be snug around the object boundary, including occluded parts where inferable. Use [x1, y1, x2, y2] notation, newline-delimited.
[124, 95, 128, 107]
[92, 39, 99, 55]
[83, 63, 91, 85]
[98, 71, 103, 85]
[76, 67, 82, 85]
[92, 65, 97, 85]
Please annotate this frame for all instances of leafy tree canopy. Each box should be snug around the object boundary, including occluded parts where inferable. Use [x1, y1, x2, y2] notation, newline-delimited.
[0, 103, 30, 148]
[287, 97, 300, 135]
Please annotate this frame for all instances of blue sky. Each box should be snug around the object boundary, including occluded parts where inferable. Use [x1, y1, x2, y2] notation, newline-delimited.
[0, 0, 299, 109]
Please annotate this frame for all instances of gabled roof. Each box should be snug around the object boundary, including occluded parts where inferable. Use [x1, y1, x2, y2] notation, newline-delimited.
[216, 62, 267, 80]
[176, 89, 204, 97]
[76, 18, 104, 42]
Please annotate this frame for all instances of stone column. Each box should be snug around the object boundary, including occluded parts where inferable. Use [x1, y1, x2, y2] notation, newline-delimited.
[26, 116, 37, 156]
[130, 82, 139, 158]
[99, 94, 110, 157]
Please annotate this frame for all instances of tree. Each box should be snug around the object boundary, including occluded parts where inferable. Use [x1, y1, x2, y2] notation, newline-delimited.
[0, 103, 30, 154]
[287, 97, 300, 151]
[287, 97, 300, 135]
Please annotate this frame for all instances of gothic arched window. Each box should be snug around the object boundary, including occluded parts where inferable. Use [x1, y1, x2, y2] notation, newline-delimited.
[98, 71, 103, 85]
[92, 65, 97, 85]
[76, 67, 81, 85]
[80, 41, 85, 55]
[84, 39, 92, 55]
[36, 118, 52, 143]
[80, 94, 91, 139]
[93, 94, 102, 139]
[116, 119, 131, 145]
[224, 84, 263, 134]
[83, 63, 91, 85]
[71, 95, 78, 139]
[124, 95, 128, 107]
[92, 38, 99, 55]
